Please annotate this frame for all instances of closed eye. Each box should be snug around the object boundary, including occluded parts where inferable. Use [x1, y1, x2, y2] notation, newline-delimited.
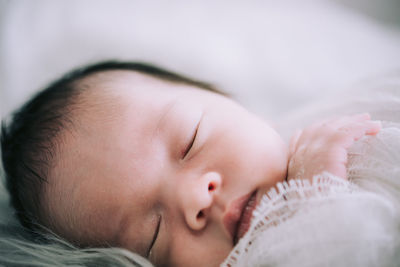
[147, 215, 161, 259]
[182, 121, 200, 159]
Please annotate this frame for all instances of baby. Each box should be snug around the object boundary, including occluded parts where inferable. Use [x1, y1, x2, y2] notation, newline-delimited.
[0, 61, 385, 267]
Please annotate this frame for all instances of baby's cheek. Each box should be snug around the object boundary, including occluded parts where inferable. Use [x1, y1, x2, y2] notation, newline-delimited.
[165, 225, 232, 267]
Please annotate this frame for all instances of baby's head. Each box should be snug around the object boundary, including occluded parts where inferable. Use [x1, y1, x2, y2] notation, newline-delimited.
[1, 61, 288, 266]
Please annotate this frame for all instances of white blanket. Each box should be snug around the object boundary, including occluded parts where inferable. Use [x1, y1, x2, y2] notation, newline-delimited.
[222, 77, 400, 267]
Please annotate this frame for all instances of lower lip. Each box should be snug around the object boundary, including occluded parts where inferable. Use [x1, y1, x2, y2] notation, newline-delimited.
[234, 190, 258, 244]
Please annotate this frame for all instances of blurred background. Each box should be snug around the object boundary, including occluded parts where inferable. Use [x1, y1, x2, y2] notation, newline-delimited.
[1, 0, 400, 121]
[0, 0, 400, 231]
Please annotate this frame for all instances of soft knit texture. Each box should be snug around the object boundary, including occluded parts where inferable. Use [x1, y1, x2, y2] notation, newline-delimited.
[222, 77, 400, 267]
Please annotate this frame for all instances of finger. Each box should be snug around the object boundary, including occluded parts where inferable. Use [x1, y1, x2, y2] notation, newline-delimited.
[365, 120, 381, 135]
[350, 113, 371, 121]
[327, 113, 371, 129]
[338, 120, 381, 141]
[338, 124, 365, 141]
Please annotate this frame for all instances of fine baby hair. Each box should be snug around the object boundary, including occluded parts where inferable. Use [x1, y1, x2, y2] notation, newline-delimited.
[1, 60, 219, 230]
[0, 60, 224, 266]
[1, 60, 400, 267]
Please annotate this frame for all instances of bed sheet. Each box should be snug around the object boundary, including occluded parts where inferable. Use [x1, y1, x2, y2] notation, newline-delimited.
[0, 1, 400, 265]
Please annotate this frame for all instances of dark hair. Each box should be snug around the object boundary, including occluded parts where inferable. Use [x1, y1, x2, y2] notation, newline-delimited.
[0, 60, 220, 231]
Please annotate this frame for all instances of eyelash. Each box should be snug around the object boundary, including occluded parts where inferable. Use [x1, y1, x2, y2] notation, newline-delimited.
[182, 122, 200, 159]
[147, 215, 161, 259]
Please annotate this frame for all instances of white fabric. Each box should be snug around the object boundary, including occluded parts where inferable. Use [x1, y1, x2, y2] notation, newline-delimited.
[2, 1, 400, 120]
[1, 3, 400, 266]
[221, 77, 400, 267]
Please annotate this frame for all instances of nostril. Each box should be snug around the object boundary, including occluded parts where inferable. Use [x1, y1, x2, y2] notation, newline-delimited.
[208, 183, 215, 191]
[197, 211, 204, 219]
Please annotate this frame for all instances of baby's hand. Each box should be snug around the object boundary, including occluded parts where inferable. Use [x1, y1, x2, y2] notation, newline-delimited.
[287, 113, 381, 182]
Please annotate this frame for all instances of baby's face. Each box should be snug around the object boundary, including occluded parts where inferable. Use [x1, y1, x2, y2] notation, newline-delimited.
[47, 71, 288, 266]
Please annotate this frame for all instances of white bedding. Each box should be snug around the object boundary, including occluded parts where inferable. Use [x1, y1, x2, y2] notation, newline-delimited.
[223, 76, 400, 267]
[1, 1, 400, 266]
[1, 1, 400, 119]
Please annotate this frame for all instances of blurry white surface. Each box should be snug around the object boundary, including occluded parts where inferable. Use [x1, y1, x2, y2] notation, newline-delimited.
[0, 0, 400, 255]
[0, 0, 400, 119]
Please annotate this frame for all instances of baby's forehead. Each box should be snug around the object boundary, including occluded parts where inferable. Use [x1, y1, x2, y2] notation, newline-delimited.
[63, 70, 192, 159]
[71, 70, 176, 123]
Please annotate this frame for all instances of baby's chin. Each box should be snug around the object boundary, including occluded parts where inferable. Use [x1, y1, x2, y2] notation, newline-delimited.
[233, 175, 287, 246]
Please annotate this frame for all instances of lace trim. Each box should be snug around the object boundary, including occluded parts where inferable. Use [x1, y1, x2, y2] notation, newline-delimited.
[220, 172, 356, 267]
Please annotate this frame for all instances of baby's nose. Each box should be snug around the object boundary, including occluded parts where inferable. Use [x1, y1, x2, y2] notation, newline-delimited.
[181, 171, 221, 231]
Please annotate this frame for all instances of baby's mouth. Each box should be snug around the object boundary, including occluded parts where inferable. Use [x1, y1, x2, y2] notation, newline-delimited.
[223, 190, 258, 245]
[234, 191, 258, 243]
